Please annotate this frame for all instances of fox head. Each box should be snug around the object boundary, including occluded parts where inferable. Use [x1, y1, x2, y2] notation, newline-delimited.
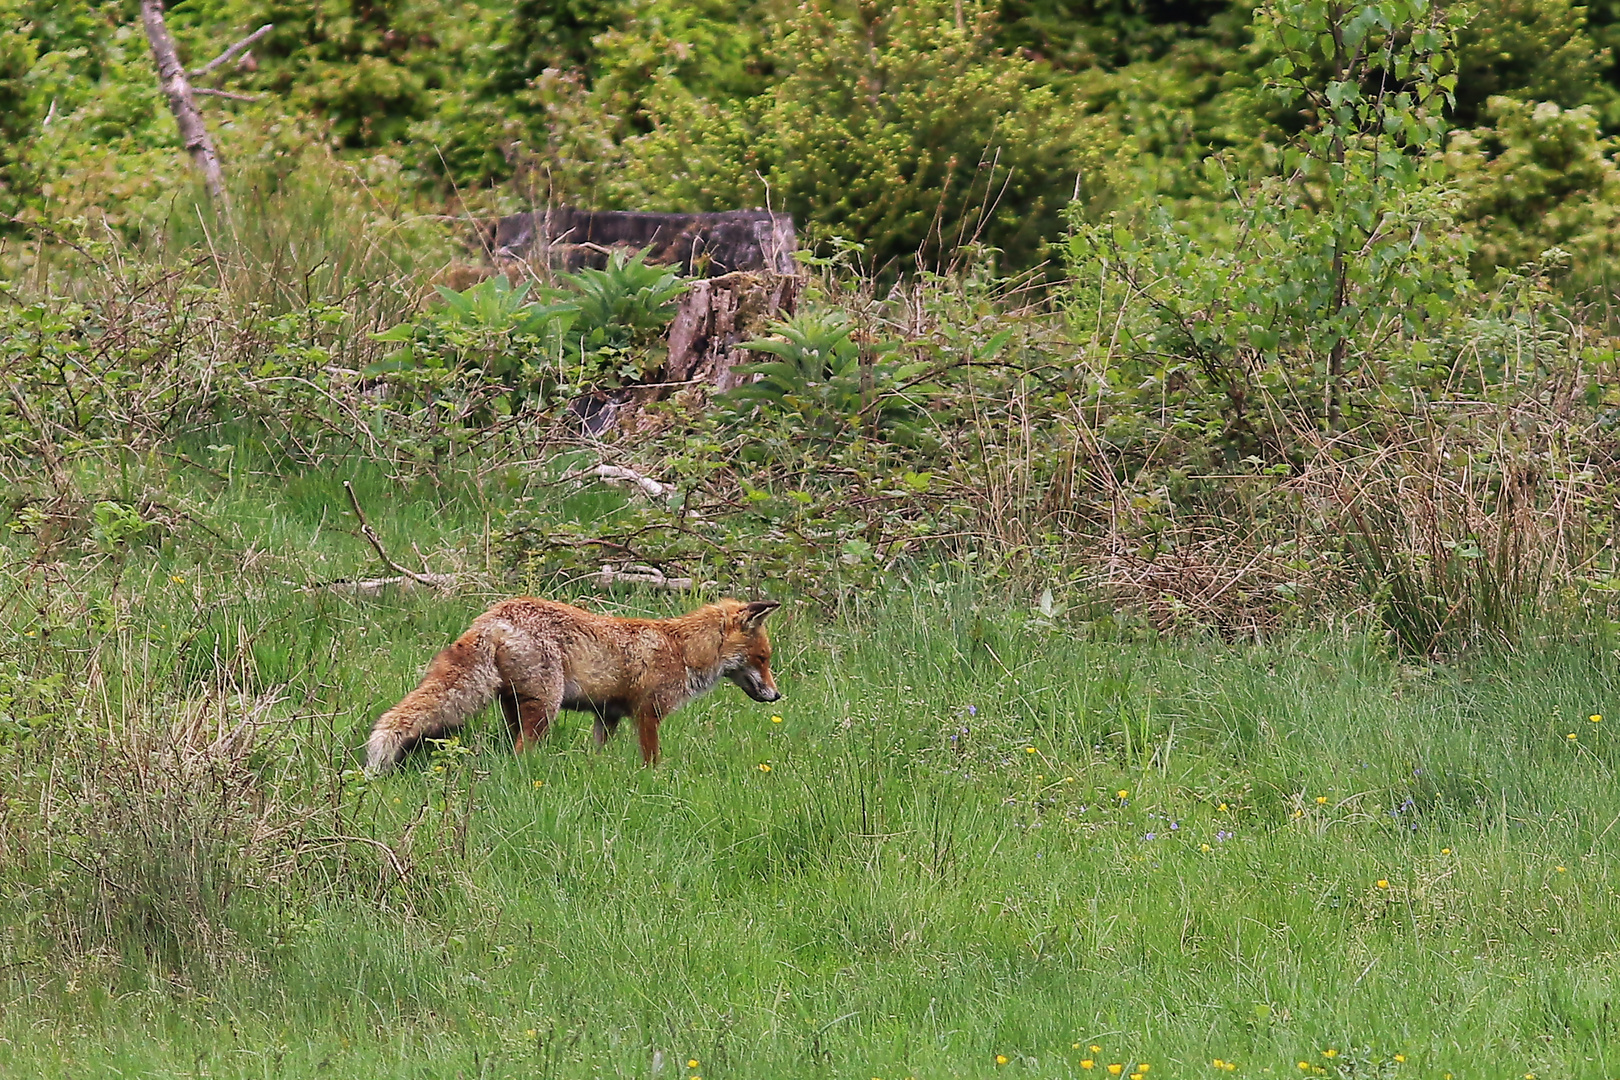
[719, 599, 783, 703]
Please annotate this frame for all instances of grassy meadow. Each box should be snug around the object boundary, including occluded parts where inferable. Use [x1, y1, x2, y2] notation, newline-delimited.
[9, 0, 1620, 1071]
[3, 449, 1619, 1079]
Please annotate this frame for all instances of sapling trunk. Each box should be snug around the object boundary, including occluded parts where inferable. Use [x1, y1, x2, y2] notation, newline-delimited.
[140, 0, 229, 207]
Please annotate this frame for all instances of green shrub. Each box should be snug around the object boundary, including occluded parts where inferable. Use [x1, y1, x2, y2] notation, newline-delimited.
[612, 0, 1121, 272]
[370, 251, 688, 416]
[723, 309, 936, 447]
[1451, 0, 1613, 128]
[1447, 97, 1620, 288]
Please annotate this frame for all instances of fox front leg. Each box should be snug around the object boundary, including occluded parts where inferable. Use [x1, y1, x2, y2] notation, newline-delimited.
[635, 707, 666, 766]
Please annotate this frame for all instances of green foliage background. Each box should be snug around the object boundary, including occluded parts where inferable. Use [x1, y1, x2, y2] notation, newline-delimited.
[8, 0, 1620, 276]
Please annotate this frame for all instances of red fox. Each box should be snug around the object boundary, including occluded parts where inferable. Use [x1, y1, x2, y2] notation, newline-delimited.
[365, 597, 782, 774]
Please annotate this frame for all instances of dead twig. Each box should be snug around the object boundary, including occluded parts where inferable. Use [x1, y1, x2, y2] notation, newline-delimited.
[140, 0, 228, 206]
[193, 87, 259, 102]
[342, 481, 454, 589]
[191, 23, 272, 78]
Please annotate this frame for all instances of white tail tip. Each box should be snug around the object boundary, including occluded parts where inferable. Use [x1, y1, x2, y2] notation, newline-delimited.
[365, 727, 408, 775]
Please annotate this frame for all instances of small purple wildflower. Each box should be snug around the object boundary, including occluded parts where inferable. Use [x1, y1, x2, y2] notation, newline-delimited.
[1215, 830, 1233, 843]
[1143, 832, 1157, 842]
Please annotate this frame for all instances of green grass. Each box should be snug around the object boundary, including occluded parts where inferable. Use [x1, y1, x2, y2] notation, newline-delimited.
[4, 450, 1620, 1078]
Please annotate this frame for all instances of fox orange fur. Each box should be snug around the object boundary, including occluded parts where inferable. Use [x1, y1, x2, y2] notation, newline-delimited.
[365, 597, 782, 774]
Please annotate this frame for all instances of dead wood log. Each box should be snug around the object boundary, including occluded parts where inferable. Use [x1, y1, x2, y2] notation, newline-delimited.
[482, 208, 804, 428]
[140, 0, 228, 205]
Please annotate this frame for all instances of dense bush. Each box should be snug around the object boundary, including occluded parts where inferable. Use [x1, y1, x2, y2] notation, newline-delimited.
[1449, 97, 1620, 285]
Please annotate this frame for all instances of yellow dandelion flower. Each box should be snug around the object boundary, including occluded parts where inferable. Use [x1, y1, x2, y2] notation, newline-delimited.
[1292, 808, 1303, 818]
[1213, 1061, 1225, 1070]
[1074, 1043, 1082, 1050]
[688, 1060, 699, 1068]
[1026, 746, 1037, 754]
[1441, 848, 1451, 855]
[170, 574, 186, 584]
[524, 1029, 536, 1038]
[757, 763, 772, 772]
[1218, 802, 1228, 811]
[1315, 796, 1328, 804]
[1224, 1065, 1236, 1073]
[1322, 1049, 1337, 1059]
[771, 715, 783, 723]
[1394, 1055, 1406, 1063]
[1591, 714, 1602, 723]
[1200, 843, 1212, 852]
[1298, 1063, 1310, 1071]
[1117, 789, 1129, 800]
[1139, 1066, 1150, 1073]
[1091, 1045, 1102, 1053]
[1556, 865, 1567, 873]
[1081, 1061, 1095, 1071]
[996, 1055, 1008, 1065]
[1064, 776, 1076, 783]
[1131, 1073, 1143, 1080]
[1567, 733, 1578, 741]
[1108, 1065, 1124, 1076]
[533, 780, 544, 788]
[1376, 879, 1389, 888]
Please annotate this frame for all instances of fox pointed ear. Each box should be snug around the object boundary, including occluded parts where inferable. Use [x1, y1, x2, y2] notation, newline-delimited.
[740, 600, 781, 628]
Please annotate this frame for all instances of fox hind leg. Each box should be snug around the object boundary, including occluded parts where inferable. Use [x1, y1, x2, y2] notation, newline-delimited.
[499, 686, 523, 742]
[495, 638, 563, 754]
[592, 713, 621, 748]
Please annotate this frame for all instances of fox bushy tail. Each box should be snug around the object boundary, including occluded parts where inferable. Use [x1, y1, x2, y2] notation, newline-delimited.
[366, 626, 504, 774]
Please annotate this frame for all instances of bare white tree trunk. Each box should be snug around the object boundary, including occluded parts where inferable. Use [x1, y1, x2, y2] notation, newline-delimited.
[140, 0, 228, 206]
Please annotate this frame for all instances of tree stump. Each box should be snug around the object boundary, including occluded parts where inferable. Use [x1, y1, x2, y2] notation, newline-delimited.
[662, 271, 801, 393]
[487, 208, 800, 276]
[481, 208, 804, 431]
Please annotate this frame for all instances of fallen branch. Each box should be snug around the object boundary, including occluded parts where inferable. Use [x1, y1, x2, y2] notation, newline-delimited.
[343, 481, 455, 589]
[564, 462, 674, 498]
[298, 574, 421, 596]
[596, 564, 699, 589]
[191, 23, 272, 78]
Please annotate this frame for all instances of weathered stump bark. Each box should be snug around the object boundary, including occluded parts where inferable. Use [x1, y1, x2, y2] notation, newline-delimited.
[488, 208, 799, 277]
[664, 271, 801, 393]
